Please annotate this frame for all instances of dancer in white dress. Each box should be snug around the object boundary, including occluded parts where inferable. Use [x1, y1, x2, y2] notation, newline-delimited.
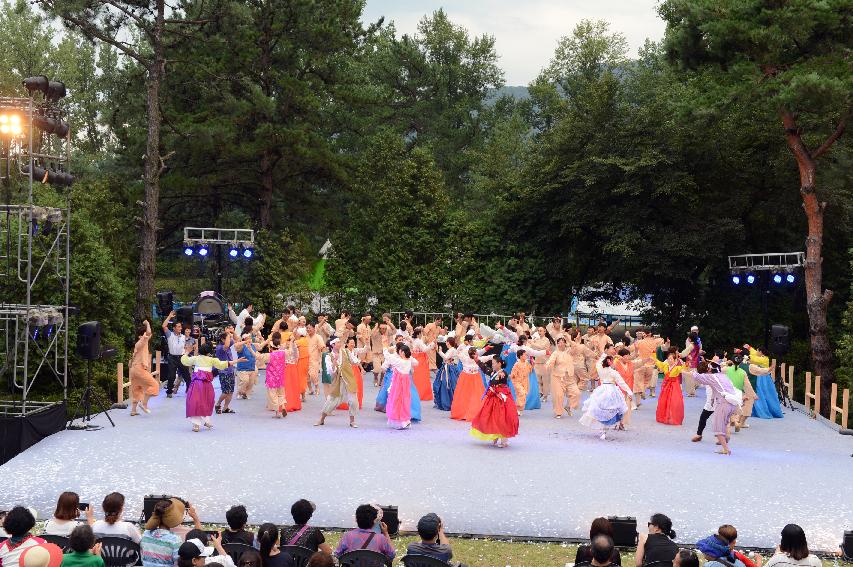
[579, 354, 633, 440]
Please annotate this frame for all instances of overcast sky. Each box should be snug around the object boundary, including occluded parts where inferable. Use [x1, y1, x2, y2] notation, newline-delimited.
[361, 0, 667, 86]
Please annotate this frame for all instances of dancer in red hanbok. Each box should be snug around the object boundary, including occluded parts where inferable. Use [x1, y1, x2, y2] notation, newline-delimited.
[470, 357, 518, 448]
[411, 327, 435, 401]
[654, 347, 688, 426]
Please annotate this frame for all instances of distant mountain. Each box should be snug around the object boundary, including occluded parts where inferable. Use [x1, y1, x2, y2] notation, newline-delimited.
[485, 85, 530, 104]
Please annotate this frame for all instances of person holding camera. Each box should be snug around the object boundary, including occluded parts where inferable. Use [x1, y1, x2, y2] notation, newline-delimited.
[407, 513, 465, 566]
[334, 505, 395, 561]
[43, 492, 94, 536]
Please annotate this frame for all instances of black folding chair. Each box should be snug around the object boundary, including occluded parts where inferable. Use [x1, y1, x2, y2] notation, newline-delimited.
[40, 535, 70, 551]
[401, 554, 451, 566]
[338, 549, 393, 567]
[222, 542, 256, 564]
[278, 546, 315, 567]
[97, 537, 142, 567]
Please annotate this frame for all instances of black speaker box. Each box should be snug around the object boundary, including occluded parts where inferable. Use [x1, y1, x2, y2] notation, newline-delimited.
[76, 321, 102, 361]
[381, 505, 399, 536]
[608, 516, 638, 547]
[842, 530, 853, 560]
[156, 291, 174, 318]
[771, 324, 790, 355]
[176, 306, 195, 329]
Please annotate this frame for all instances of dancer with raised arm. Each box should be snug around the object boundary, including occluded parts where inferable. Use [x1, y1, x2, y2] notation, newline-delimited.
[433, 337, 460, 411]
[579, 353, 632, 440]
[316, 338, 361, 428]
[546, 337, 578, 418]
[685, 360, 742, 455]
[655, 347, 688, 426]
[130, 320, 159, 416]
[451, 345, 487, 421]
[411, 327, 435, 402]
[470, 356, 518, 448]
[264, 332, 288, 418]
[182, 342, 242, 432]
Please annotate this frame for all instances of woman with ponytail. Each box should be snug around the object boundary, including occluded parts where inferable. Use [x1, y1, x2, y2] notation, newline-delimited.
[636, 513, 678, 567]
[93, 492, 141, 543]
[255, 524, 294, 567]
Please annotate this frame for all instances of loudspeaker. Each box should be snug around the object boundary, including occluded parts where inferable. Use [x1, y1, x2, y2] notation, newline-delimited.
[76, 321, 102, 361]
[176, 306, 194, 329]
[770, 324, 790, 356]
[842, 530, 853, 560]
[380, 505, 399, 537]
[156, 291, 174, 317]
[607, 516, 638, 547]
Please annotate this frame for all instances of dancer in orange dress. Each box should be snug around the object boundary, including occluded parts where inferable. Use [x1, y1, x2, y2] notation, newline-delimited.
[613, 347, 636, 427]
[129, 320, 159, 416]
[654, 347, 688, 425]
[295, 325, 310, 399]
[411, 327, 435, 401]
[450, 343, 487, 421]
[283, 334, 302, 413]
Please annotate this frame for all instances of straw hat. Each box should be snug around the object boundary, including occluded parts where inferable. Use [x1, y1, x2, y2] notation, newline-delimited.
[144, 497, 186, 530]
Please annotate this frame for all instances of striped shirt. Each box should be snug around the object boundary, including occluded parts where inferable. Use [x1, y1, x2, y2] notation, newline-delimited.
[141, 529, 181, 567]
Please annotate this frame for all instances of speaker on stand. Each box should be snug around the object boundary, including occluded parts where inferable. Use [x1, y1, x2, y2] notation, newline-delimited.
[68, 321, 116, 430]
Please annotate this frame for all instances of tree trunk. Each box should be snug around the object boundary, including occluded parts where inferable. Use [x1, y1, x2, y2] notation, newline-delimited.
[259, 149, 273, 229]
[781, 111, 835, 415]
[134, 0, 166, 324]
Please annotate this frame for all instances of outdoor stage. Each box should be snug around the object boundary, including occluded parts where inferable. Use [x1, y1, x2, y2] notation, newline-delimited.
[1, 378, 850, 551]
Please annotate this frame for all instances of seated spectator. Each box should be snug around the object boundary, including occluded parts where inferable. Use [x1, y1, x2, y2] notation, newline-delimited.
[0, 506, 44, 567]
[141, 499, 186, 567]
[696, 533, 746, 567]
[636, 513, 678, 567]
[236, 550, 261, 567]
[575, 518, 622, 566]
[717, 525, 762, 567]
[44, 492, 94, 536]
[185, 530, 235, 567]
[305, 553, 334, 567]
[279, 500, 331, 554]
[92, 493, 142, 544]
[406, 513, 465, 566]
[60, 525, 105, 567]
[673, 549, 699, 567]
[590, 535, 616, 567]
[334, 505, 395, 561]
[256, 523, 295, 567]
[221, 506, 253, 547]
[763, 525, 822, 567]
[19, 542, 65, 567]
[177, 539, 214, 567]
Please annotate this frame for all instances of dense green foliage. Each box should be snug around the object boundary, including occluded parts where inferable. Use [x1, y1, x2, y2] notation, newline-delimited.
[1, 0, 851, 401]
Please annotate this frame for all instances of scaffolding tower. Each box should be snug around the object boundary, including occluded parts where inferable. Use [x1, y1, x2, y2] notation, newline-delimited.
[0, 94, 71, 417]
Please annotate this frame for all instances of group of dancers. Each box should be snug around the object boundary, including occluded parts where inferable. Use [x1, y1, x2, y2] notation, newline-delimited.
[127, 306, 784, 452]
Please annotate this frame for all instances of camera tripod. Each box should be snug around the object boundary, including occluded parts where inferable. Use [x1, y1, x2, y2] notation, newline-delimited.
[67, 359, 115, 430]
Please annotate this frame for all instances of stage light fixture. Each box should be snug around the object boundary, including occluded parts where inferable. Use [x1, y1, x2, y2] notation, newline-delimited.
[242, 246, 253, 259]
[33, 115, 70, 138]
[228, 245, 239, 258]
[22, 75, 49, 95]
[746, 274, 756, 285]
[773, 273, 783, 285]
[198, 245, 209, 257]
[183, 245, 194, 256]
[46, 80, 67, 102]
[786, 273, 795, 284]
[0, 113, 23, 136]
[731, 275, 741, 285]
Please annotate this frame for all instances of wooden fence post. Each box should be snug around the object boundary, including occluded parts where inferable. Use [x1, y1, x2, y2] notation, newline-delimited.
[805, 372, 821, 418]
[829, 383, 850, 429]
[116, 362, 125, 404]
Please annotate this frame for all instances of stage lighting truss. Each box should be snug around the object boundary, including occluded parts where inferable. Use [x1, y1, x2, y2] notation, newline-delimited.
[182, 227, 255, 260]
[727, 252, 803, 286]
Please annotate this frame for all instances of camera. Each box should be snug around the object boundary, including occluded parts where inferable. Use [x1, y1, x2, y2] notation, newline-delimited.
[78, 502, 89, 511]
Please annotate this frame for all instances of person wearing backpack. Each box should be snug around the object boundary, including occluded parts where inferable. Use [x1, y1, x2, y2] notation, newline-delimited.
[334, 505, 395, 561]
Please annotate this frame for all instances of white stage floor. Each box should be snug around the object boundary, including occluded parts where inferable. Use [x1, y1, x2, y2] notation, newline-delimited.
[2, 375, 851, 550]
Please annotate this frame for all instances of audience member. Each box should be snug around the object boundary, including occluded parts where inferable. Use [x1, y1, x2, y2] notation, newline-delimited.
[575, 517, 622, 566]
[43, 493, 94, 536]
[177, 539, 213, 567]
[406, 513, 465, 566]
[673, 549, 699, 567]
[236, 550, 262, 567]
[256, 524, 295, 567]
[185, 530, 234, 567]
[334, 505, 395, 561]
[763, 525, 822, 567]
[305, 553, 334, 567]
[279, 500, 331, 554]
[221, 506, 253, 547]
[0, 507, 43, 567]
[19, 543, 64, 567]
[696, 532, 746, 567]
[636, 513, 678, 567]
[92, 493, 142, 544]
[718, 525, 762, 567]
[60, 525, 104, 567]
[591, 535, 616, 567]
[141, 499, 186, 567]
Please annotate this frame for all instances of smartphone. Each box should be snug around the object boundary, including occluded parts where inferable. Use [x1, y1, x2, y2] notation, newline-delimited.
[205, 530, 219, 538]
[78, 503, 89, 511]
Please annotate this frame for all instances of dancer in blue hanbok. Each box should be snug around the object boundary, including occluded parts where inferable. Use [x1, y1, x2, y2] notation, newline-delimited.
[433, 338, 460, 410]
[744, 345, 783, 419]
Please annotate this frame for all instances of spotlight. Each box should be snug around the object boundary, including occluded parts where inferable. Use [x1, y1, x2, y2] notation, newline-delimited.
[786, 274, 795, 284]
[773, 273, 782, 285]
[22, 75, 49, 95]
[46, 81, 67, 102]
[242, 247, 253, 259]
[746, 274, 756, 285]
[198, 245, 209, 257]
[0, 113, 23, 137]
[183, 245, 194, 256]
[731, 275, 741, 285]
[228, 246, 239, 258]
[33, 115, 70, 138]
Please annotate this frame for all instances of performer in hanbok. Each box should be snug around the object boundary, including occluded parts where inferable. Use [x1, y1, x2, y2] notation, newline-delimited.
[264, 332, 290, 418]
[654, 347, 688, 426]
[579, 354, 632, 440]
[433, 337, 460, 411]
[129, 320, 159, 416]
[613, 348, 636, 427]
[411, 327, 435, 401]
[283, 333, 302, 413]
[470, 357, 519, 448]
[505, 341, 545, 413]
[450, 345, 487, 421]
[744, 344, 783, 419]
[384, 343, 418, 429]
[315, 337, 361, 428]
[685, 361, 742, 455]
[724, 357, 757, 430]
[545, 337, 579, 418]
[306, 323, 326, 396]
[181, 342, 241, 432]
[632, 330, 664, 401]
[680, 332, 701, 397]
[337, 336, 365, 411]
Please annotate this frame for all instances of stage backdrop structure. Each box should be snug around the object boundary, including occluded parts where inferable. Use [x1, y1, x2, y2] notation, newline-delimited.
[0, 79, 73, 464]
[182, 226, 254, 295]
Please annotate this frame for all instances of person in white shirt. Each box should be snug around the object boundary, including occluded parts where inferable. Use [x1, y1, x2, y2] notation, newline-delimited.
[43, 492, 93, 536]
[92, 492, 141, 544]
[162, 310, 188, 398]
[228, 303, 253, 337]
[0, 507, 42, 567]
[763, 525, 823, 567]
